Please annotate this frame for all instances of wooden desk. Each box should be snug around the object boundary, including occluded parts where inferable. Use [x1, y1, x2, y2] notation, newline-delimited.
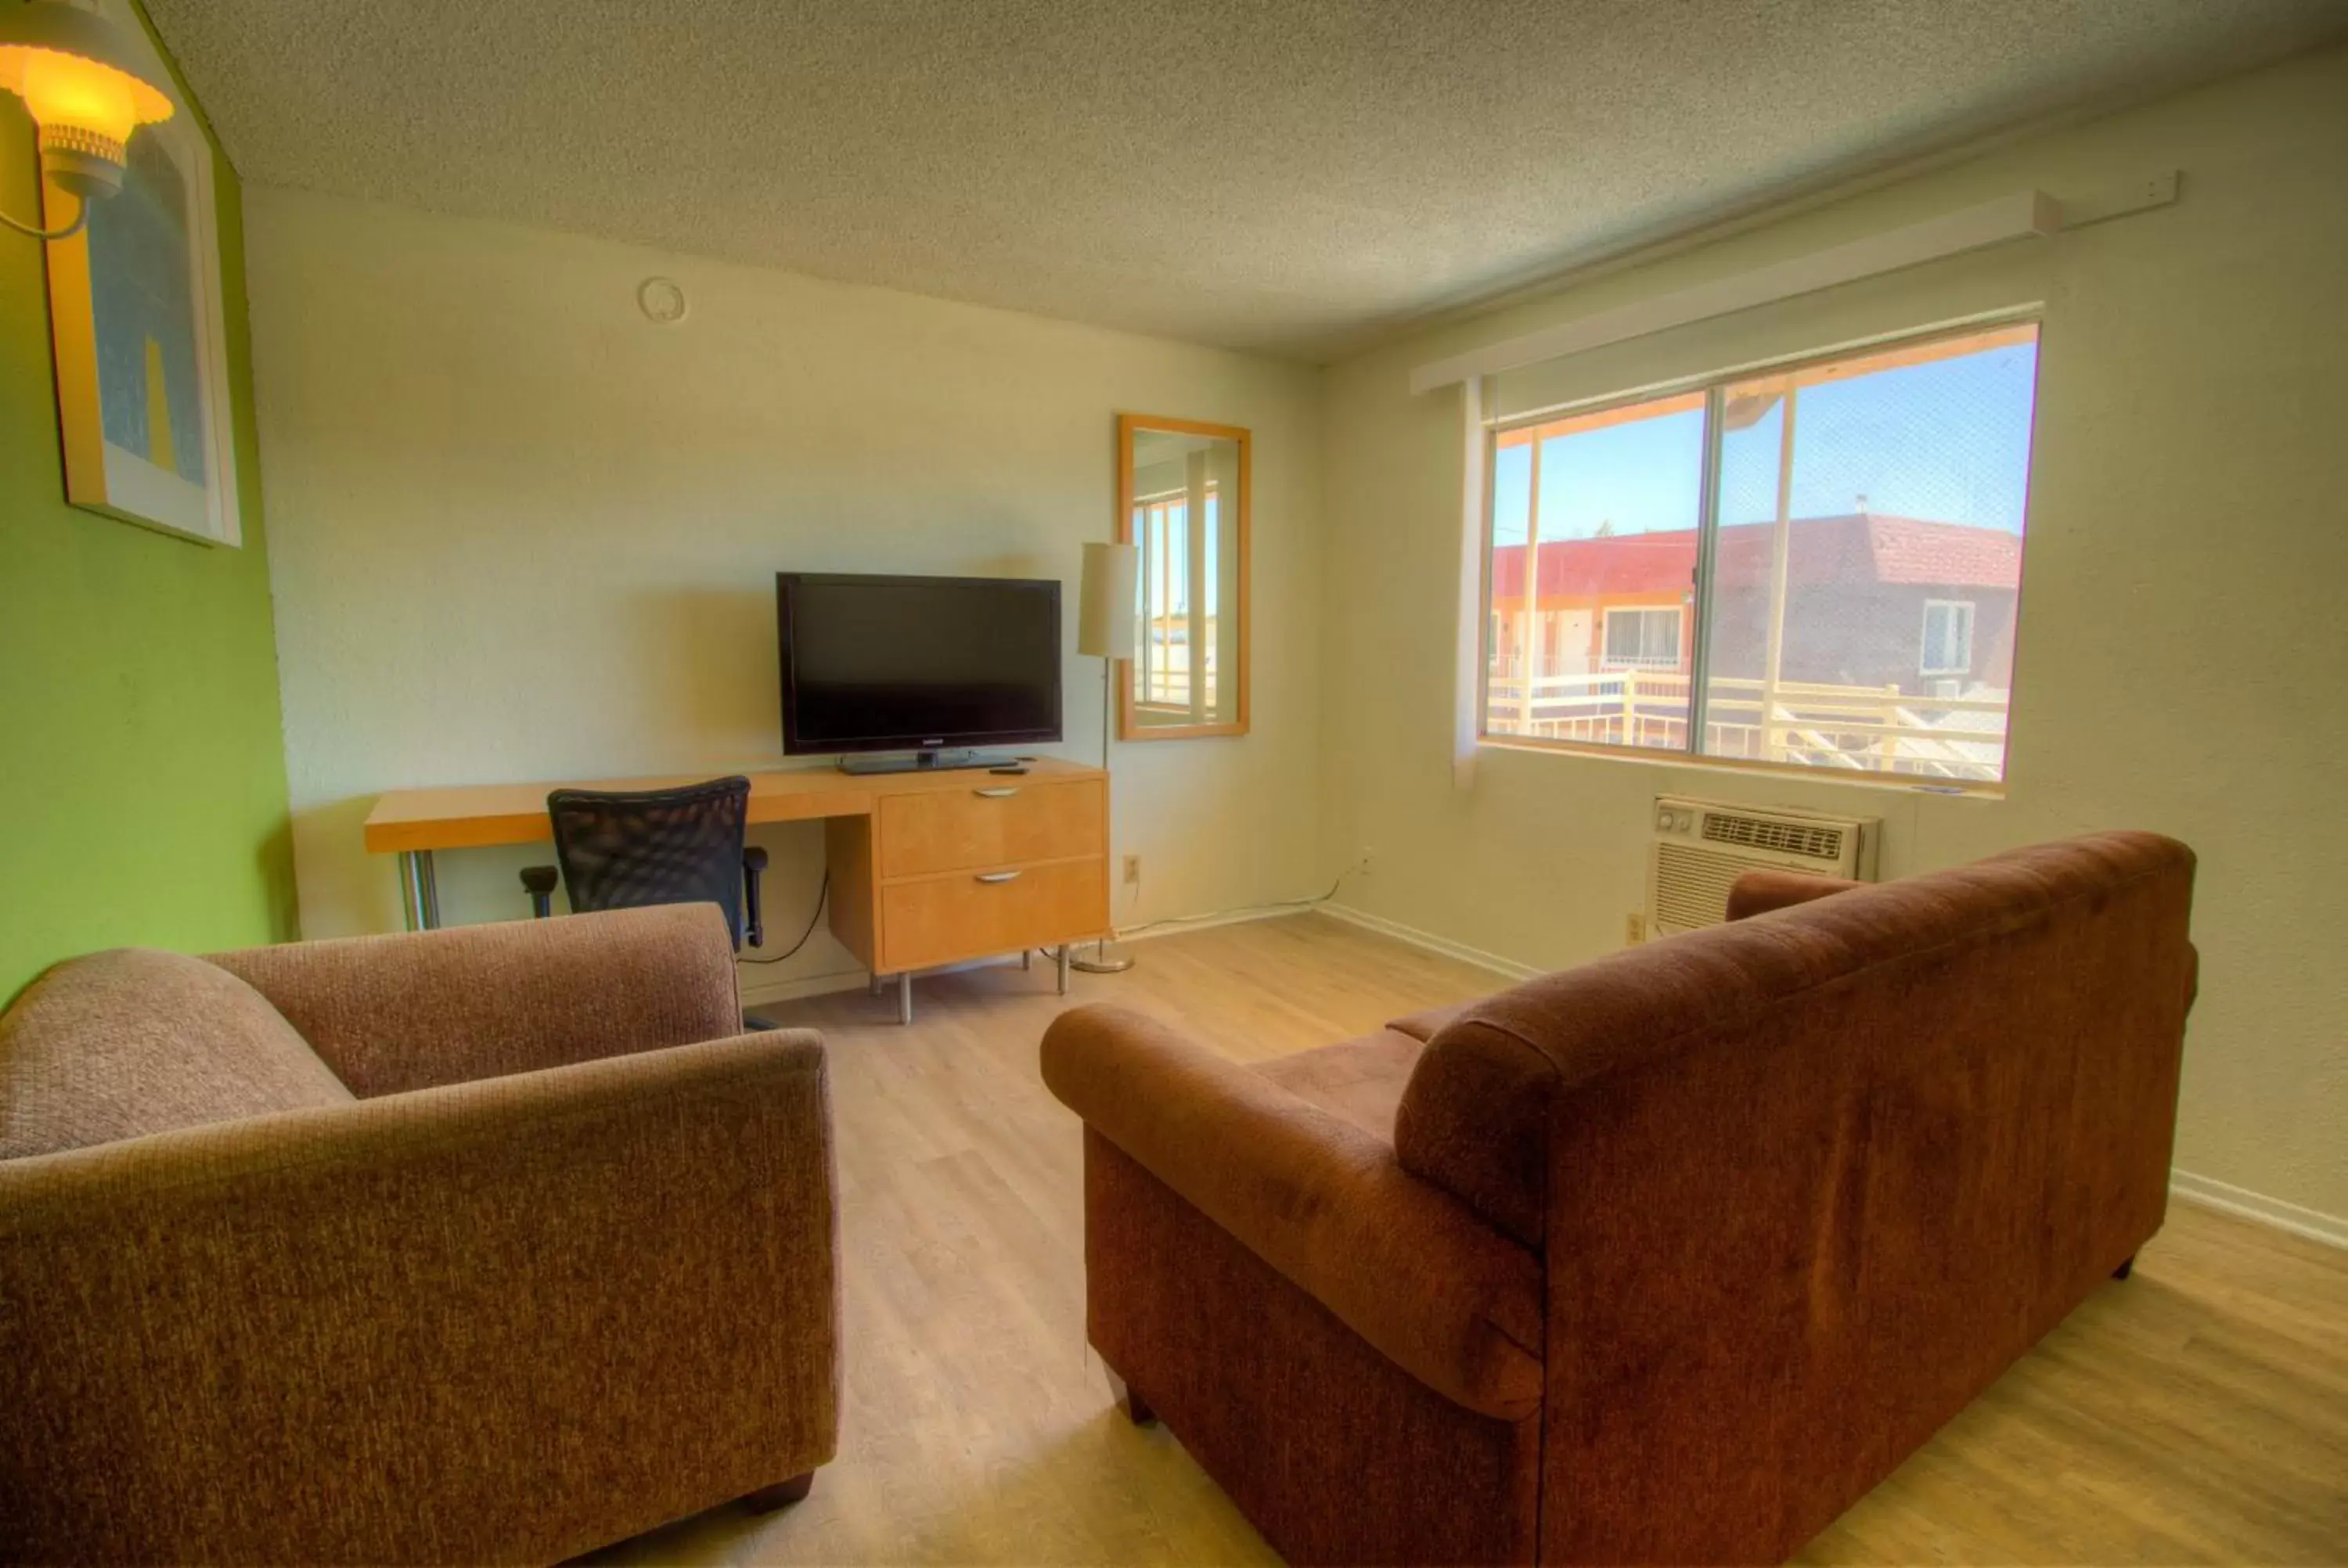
[364, 760, 1111, 1021]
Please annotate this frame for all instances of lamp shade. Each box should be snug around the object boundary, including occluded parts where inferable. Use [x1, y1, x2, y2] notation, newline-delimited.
[0, 2, 174, 197]
[1076, 541, 1137, 659]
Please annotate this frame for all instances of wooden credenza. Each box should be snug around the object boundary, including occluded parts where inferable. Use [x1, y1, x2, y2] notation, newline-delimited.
[362, 757, 1111, 1023]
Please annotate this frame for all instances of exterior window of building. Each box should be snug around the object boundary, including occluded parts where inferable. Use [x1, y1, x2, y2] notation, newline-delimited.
[1921, 599, 1976, 676]
[1601, 606, 1683, 671]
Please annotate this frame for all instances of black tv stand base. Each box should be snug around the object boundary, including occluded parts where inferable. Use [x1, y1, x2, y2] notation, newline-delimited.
[837, 750, 1029, 776]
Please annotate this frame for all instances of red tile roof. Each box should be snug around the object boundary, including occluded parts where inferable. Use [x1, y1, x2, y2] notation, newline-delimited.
[1850, 513, 2024, 586]
[1491, 513, 2019, 599]
[1490, 530, 1694, 599]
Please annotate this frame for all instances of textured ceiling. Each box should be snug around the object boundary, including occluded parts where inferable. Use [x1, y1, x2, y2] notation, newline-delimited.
[144, 0, 2348, 360]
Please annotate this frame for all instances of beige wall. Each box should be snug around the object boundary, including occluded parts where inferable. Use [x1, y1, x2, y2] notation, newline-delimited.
[245, 48, 2345, 1221]
[1317, 47, 2348, 1222]
[245, 189, 1324, 998]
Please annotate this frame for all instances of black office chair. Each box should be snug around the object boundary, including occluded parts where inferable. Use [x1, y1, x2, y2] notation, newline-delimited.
[520, 775, 769, 956]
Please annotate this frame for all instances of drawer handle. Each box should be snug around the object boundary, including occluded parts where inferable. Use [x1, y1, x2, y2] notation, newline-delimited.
[973, 786, 1021, 799]
[974, 870, 1023, 884]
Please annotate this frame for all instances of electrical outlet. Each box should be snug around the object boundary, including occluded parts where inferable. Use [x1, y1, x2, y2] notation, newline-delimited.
[1358, 846, 1377, 876]
[1122, 854, 1142, 886]
[1625, 912, 1647, 946]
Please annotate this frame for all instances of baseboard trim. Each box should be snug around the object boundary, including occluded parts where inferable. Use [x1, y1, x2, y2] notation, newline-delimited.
[1115, 901, 1333, 945]
[2170, 1170, 2348, 1250]
[1316, 902, 1540, 982]
[737, 965, 873, 1008]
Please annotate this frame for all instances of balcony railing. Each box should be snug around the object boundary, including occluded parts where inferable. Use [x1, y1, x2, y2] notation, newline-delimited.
[1485, 671, 2008, 782]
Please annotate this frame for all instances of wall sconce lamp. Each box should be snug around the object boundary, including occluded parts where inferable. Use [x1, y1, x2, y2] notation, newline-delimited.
[0, 0, 175, 241]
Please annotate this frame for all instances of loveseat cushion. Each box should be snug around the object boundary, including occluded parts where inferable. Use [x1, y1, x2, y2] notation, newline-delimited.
[1253, 1029, 1425, 1144]
[0, 949, 351, 1160]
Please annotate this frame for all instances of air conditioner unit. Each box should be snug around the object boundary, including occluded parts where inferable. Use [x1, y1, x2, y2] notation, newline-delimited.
[1646, 795, 1879, 937]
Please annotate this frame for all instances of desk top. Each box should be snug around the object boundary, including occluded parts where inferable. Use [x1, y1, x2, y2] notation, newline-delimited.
[363, 757, 1104, 854]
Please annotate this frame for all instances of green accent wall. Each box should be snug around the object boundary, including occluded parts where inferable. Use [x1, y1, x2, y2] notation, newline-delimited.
[0, 18, 294, 1003]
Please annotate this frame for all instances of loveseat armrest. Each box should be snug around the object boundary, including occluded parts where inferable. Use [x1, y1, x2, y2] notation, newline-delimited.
[1726, 868, 1867, 921]
[0, 1027, 837, 1566]
[1041, 1005, 1543, 1419]
[209, 903, 743, 1097]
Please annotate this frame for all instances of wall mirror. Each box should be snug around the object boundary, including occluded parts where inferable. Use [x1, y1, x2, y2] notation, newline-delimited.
[1117, 414, 1250, 739]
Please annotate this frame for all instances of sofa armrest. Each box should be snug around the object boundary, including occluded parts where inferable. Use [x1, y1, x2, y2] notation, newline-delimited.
[208, 903, 743, 1097]
[0, 1028, 837, 1566]
[1726, 868, 1866, 921]
[1041, 1005, 1543, 1420]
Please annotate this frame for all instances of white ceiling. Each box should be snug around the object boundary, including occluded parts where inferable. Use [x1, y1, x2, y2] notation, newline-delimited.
[144, 0, 2348, 361]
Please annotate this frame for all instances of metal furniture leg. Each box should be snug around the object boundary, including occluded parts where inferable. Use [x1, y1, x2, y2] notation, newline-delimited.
[898, 971, 913, 1026]
[1057, 944, 1071, 995]
[870, 972, 883, 998]
[398, 849, 442, 931]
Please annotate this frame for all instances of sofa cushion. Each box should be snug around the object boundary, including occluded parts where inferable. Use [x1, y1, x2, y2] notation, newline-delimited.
[0, 949, 352, 1160]
[1252, 1029, 1425, 1144]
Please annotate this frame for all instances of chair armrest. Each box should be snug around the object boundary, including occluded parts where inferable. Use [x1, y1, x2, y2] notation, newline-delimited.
[208, 902, 742, 1097]
[1726, 868, 1866, 921]
[1041, 1005, 1543, 1420]
[0, 1029, 837, 1565]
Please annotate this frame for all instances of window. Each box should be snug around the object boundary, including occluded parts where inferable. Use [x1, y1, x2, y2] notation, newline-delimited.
[1481, 320, 2038, 786]
[1601, 607, 1683, 671]
[1921, 599, 1975, 676]
[1133, 487, 1219, 710]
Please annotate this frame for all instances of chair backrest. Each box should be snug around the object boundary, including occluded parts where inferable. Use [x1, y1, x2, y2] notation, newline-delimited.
[546, 777, 752, 946]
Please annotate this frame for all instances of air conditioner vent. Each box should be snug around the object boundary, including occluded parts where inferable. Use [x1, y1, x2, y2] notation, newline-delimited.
[1654, 843, 1753, 933]
[1644, 796, 1879, 938]
[1702, 813, 1846, 861]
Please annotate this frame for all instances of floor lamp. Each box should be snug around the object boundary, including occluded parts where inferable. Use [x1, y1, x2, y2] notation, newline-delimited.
[1071, 541, 1137, 974]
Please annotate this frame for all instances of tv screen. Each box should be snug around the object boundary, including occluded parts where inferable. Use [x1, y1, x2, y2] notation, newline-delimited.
[778, 573, 1062, 755]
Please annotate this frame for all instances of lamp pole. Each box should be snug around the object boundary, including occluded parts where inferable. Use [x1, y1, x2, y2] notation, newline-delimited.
[1072, 541, 1137, 974]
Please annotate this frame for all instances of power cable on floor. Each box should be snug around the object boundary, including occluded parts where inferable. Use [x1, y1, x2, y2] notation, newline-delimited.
[740, 872, 830, 962]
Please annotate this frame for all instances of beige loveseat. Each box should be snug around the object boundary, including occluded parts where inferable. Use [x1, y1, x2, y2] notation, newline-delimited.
[0, 904, 838, 1565]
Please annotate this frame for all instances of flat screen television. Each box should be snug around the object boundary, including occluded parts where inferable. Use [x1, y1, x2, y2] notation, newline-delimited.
[777, 572, 1062, 762]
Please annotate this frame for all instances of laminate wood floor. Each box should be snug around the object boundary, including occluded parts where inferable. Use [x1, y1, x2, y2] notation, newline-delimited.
[585, 913, 2348, 1566]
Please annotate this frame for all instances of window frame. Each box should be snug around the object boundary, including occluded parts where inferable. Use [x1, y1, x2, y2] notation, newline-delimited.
[1474, 310, 2039, 794]
[1919, 598, 1977, 678]
[1598, 605, 1684, 672]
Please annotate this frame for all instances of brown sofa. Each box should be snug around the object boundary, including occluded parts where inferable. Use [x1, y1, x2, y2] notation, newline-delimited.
[1043, 832, 2198, 1566]
[0, 904, 839, 1565]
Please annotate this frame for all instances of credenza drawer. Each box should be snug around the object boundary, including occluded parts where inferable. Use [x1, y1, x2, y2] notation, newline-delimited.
[878, 779, 1104, 880]
[880, 858, 1107, 972]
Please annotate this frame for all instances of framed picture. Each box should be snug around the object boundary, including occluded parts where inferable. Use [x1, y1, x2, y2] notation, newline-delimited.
[38, 0, 240, 546]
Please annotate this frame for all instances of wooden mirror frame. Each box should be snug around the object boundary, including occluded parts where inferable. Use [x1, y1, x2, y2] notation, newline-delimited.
[1115, 412, 1251, 741]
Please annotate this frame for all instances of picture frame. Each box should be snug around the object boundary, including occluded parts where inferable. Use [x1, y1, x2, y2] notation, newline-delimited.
[38, 0, 240, 547]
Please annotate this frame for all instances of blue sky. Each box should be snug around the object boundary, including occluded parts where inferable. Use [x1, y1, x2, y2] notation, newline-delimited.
[1493, 341, 2039, 546]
